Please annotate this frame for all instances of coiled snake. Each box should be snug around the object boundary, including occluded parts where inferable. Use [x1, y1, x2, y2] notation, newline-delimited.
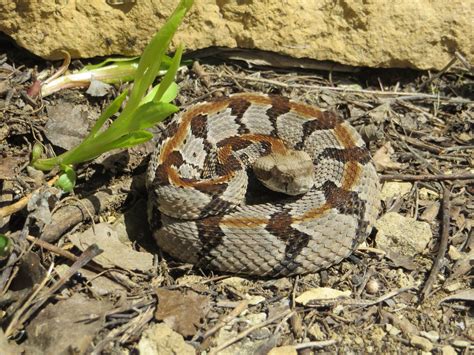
[147, 93, 380, 276]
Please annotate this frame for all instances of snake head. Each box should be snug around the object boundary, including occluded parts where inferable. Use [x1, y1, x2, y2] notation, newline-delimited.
[253, 150, 314, 196]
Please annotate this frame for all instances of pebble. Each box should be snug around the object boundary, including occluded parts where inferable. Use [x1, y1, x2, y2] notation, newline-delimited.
[366, 279, 380, 294]
[420, 330, 439, 342]
[451, 339, 470, 348]
[441, 345, 457, 355]
[410, 335, 433, 352]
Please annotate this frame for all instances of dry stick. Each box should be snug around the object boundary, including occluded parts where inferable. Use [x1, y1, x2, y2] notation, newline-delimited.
[209, 309, 295, 355]
[201, 300, 250, 341]
[0, 175, 59, 219]
[211, 73, 473, 103]
[294, 340, 337, 350]
[344, 286, 416, 307]
[380, 172, 474, 182]
[26, 235, 78, 261]
[420, 187, 451, 301]
[418, 56, 458, 91]
[398, 134, 443, 154]
[454, 51, 473, 71]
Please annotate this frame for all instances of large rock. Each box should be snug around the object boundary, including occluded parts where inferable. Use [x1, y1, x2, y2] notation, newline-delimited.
[0, 0, 471, 70]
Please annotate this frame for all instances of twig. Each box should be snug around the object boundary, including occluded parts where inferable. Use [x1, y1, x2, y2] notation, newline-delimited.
[398, 134, 443, 154]
[26, 235, 78, 261]
[420, 187, 451, 300]
[192, 61, 211, 88]
[293, 340, 337, 350]
[343, 286, 416, 307]
[209, 309, 294, 354]
[418, 56, 458, 91]
[201, 300, 249, 341]
[441, 145, 474, 153]
[0, 175, 59, 219]
[40, 177, 132, 243]
[454, 51, 472, 71]
[381, 173, 474, 182]
[210, 73, 473, 103]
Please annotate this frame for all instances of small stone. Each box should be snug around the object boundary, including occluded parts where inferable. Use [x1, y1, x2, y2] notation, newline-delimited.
[366, 279, 380, 294]
[419, 188, 439, 200]
[268, 345, 297, 355]
[386, 324, 401, 336]
[443, 282, 463, 292]
[420, 330, 439, 342]
[441, 345, 457, 355]
[380, 182, 412, 200]
[411, 335, 433, 351]
[137, 323, 195, 355]
[375, 212, 432, 256]
[333, 305, 344, 315]
[308, 324, 325, 341]
[451, 339, 470, 348]
[448, 246, 463, 261]
[371, 327, 386, 343]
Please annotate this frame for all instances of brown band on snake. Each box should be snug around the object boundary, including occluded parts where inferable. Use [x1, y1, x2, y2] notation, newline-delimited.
[265, 208, 312, 275]
[190, 113, 209, 139]
[227, 97, 252, 134]
[319, 146, 371, 165]
[266, 95, 291, 126]
[194, 216, 226, 266]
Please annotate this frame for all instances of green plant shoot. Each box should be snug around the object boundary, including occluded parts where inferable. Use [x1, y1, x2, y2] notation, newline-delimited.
[32, 0, 194, 191]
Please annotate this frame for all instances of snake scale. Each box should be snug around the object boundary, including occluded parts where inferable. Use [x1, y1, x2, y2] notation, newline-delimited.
[146, 93, 380, 276]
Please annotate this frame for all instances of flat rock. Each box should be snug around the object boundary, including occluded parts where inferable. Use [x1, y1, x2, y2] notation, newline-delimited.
[137, 323, 195, 355]
[375, 212, 432, 256]
[0, 1, 471, 70]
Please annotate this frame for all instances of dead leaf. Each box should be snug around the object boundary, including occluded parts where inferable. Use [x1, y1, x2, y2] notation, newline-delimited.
[385, 250, 417, 270]
[23, 293, 113, 354]
[419, 201, 440, 222]
[295, 287, 351, 306]
[45, 103, 91, 150]
[0, 155, 26, 180]
[373, 142, 406, 172]
[69, 222, 154, 272]
[155, 288, 210, 337]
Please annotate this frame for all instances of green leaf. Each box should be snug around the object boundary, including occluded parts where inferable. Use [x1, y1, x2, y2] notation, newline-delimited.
[55, 165, 77, 192]
[88, 89, 129, 139]
[141, 82, 179, 105]
[127, 102, 178, 131]
[122, 0, 193, 116]
[154, 44, 183, 102]
[31, 143, 44, 162]
[0, 234, 12, 258]
[104, 130, 153, 150]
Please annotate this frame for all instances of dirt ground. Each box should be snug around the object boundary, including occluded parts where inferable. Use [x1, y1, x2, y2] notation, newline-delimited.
[0, 40, 473, 354]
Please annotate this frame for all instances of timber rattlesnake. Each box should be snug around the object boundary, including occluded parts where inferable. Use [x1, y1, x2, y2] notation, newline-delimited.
[147, 93, 380, 276]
